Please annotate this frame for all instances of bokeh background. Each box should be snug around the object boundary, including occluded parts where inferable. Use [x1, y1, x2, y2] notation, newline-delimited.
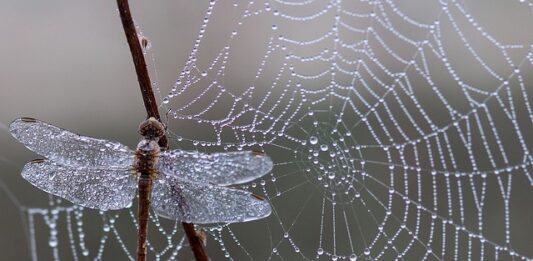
[1, 0, 532, 260]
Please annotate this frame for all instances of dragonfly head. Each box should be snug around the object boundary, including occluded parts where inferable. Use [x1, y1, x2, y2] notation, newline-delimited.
[138, 117, 165, 140]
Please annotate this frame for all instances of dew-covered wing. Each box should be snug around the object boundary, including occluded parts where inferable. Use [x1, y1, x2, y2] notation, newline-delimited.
[22, 160, 136, 210]
[151, 175, 271, 223]
[9, 117, 133, 168]
[157, 150, 273, 186]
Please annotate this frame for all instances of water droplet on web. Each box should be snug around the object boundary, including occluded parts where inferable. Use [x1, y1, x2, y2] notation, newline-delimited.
[320, 144, 328, 151]
[309, 136, 318, 145]
[317, 248, 324, 255]
[350, 253, 357, 261]
[48, 238, 58, 247]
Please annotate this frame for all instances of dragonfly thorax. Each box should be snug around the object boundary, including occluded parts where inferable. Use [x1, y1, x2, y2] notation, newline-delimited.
[136, 139, 160, 154]
[135, 139, 160, 179]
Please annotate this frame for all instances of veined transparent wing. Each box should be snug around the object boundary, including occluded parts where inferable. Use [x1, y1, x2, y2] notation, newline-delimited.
[151, 175, 271, 223]
[9, 118, 134, 168]
[22, 159, 136, 210]
[157, 150, 273, 186]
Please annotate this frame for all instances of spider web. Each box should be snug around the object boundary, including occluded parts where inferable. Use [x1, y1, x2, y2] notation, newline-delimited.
[3, 0, 533, 260]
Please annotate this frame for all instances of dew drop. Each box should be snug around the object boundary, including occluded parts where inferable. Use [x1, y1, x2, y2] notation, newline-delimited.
[48, 238, 58, 247]
[140, 36, 151, 50]
[309, 136, 318, 145]
[320, 144, 329, 151]
[317, 248, 324, 255]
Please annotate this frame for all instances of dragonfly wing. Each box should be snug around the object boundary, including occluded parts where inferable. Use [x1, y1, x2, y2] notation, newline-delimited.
[152, 175, 271, 223]
[9, 118, 133, 168]
[22, 160, 136, 210]
[157, 150, 273, 186]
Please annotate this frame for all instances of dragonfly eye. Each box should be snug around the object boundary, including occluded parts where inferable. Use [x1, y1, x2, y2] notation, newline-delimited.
[138, 117, 165, 140]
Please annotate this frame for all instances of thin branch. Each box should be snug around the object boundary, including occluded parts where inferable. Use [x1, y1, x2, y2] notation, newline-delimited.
[115, 0, 208, 260]
[183, 223, 209, 260]
[115, 0, 162, 126]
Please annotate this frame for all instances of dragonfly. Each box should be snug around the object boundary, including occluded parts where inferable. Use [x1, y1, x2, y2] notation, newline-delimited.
[9, 117, 273, 261]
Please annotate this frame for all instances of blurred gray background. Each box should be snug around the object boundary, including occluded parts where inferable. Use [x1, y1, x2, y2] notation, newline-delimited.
[1, 0, 532, 260]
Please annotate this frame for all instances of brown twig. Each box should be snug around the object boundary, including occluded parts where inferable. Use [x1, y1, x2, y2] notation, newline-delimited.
[115, 0, 208, 260]
[183, 223, 209, 260]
